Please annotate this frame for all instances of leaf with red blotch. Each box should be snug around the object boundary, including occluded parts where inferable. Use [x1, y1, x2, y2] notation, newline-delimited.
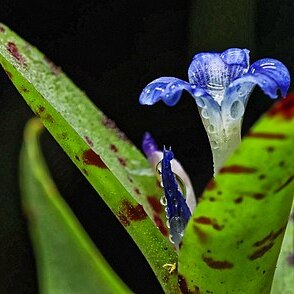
[0, 23, 177, 293]
[178, 94, 294, 293]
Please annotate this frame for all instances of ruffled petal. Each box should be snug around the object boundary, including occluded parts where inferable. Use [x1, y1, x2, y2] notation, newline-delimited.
[222, 58, 291, 119]
[188, 48, 250, 104]
[248, 58, 290, 98]
[141, 132, 196, 213]
[139, 77, 195, 106]
[220, 48, 250, 68]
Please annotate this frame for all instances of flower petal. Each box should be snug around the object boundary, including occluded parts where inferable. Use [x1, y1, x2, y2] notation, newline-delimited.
[142, 132, 158, 158]
[220, 48, 250, 68]
[161, 148, 191, 246]
[223, 58, 291, 119]
[248, 58, 290, 98]
[188, 48, 250, 104]
[139, 77, 195, 106]
[142, 132, 196, 213]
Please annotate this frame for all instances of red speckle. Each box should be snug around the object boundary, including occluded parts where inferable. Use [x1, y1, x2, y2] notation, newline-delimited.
[118, 212, 130, 226]
[6, 42, 26, 66]
[0, 25, 5, 32]
[202, 256, 234, 269]
[287, 253, 294, 266]
[193, 225, 208, 243]
[206, 179, 217, 191]
[274, 175, 294, 193]
[248, 243, 274, 260]
[178, 275, 188, 294]
[247, 132, 286, 140]
[44, 114, 54, 123]
[209, 197, 216, 202]
[194, 217, 223, 231]
[84, 136, 93, 147]
[37, 106, 45, 114]
[110, 144, 118, 152]
[252, 193, 265, 200]
[253, 226, 286, 247]
[118, 157, 127, 167]
[220, 165, 257, 174]
[82, 149, 107, 168]
[234, 197, 243, 204]
[21, 86, 29, 93]
[259, 174, 266, 180]
[118, 200, 147, 226]
[254, 232, 272, 247]
[194, 216, 213, 225]
[4, 70, 12, 79]
[44, 56, 61, 75]
[153, 214, 168, 236]
[75, 155, 80, 161]
[267, 93, 294, 120]
[147, 196, 163, 213]
[102, 116, 130, 143]
[59, 132, 68, 140]
[212, 223, 223, 231]
[127, 175, 133, 183]
[134, 188, 141, 195]
[178, 275, 197, 294]
[266, 146, 275, 153]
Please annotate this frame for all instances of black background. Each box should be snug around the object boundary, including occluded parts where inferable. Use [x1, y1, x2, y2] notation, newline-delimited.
[0, 1, 293, 293]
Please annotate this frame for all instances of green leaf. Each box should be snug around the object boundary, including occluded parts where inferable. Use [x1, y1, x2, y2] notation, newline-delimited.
[0, 23, 177, 293]
[271, 200, 294, 294]
[178, 96, 294, 293]
[20, 118, 131, 294]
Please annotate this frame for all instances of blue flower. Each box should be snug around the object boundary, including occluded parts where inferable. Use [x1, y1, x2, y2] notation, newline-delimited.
[139, 48, 290, 173]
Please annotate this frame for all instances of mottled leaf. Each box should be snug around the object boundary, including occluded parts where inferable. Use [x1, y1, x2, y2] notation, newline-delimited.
[0, 24, 177, 292]
[271, 200, 294, 294]
[20, 118, 131, 294]
[178, 94, 294, 293]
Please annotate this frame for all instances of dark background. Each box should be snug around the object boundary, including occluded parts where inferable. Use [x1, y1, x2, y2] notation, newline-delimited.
[0, 1, 293, 293]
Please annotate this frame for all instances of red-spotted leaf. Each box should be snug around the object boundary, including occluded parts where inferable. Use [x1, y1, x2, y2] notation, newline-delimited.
[178, 94, 294, 293]
[271, 200, 294, 293]
[0, 23, 177, 293]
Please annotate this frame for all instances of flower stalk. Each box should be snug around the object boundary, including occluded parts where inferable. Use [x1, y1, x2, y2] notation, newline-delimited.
[203, 117, 242, 174]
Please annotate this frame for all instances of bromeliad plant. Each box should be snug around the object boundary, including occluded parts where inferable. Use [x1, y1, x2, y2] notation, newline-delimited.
[1, 23, 293, 293]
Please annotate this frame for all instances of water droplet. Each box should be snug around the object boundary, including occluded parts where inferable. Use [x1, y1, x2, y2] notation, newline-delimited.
[166, 220, 170, 228]
[160, 195, 167, 206]
[196, 97, 205, 108]
[201, 109, 209, 119]
[230, 100, 244, 119]
[207, 124, 215, 133]
[210, 140, 219, 149]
